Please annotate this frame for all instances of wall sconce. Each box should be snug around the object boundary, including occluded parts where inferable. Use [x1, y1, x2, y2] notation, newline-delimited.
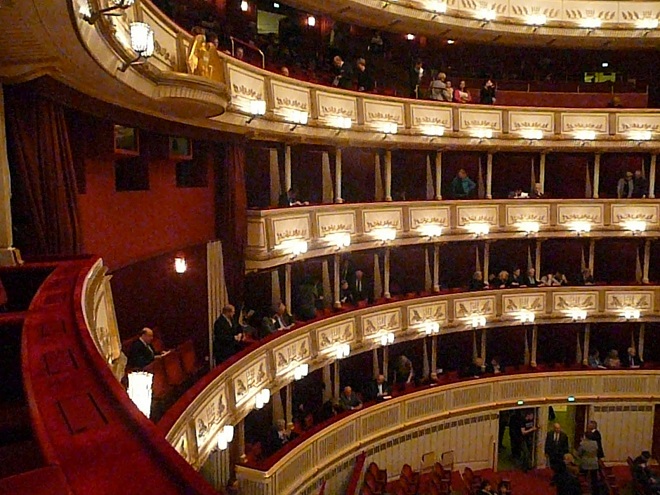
[419, 224, 443, 238]
[428, 0, 448, 14]
[327, 116, 352, 130]
[517, 221, 540, 235]
[623, 308, 641, 320]
[293, 363, 309, 381]
[478, 9, 497, 21]
[174, 254, 187, 274]
[471, 315, 487, 328]
[423, 321, 441, 335]
[466, 223, 490, 236]
[623, 220, 647, 234]
[119, 22, 155, 72]
[379, 332, 395, 346]
[568, 309, 587, 321]
[286, 110, 308, 130]
[240, 1, 249, 12]
[628, 130, 652, 141]
[378, 122, 398, 135]
[519, 129, 543, 140]
[518, 310, 536, 324]
[579, 18, 602, 29]
[307, 15, 316, 27]
[325, 232, 351, 249]
[372, 227, 397, 243]
[470, 128, 493, 139]
[335, 343, 351, 359]
[573, 130, 596, 141]
[127, 371, 153, 418]
[80, 0, 135, 25]
[255, 388, 271, 409]
[217, 424, 235, 451]
[525, 14, 547, 26]
[278, 239, 308, 258]
[636, 18, 658, 29]
[421, 125, 445, 137]
[568, 221, 591, 235]
[246, 99, 266, 123]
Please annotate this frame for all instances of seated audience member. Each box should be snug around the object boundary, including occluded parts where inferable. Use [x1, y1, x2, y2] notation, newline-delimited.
[525, 267, 539, 287]
[588, 349, 606, 369]
[486, 356, 505, 374]
[555, 462, 582, 495]
[480, 79, 496, 104]
[279, 187, 308, 207]
[508, 188, 529, 199]
[617, 171, 634, 199]
[487, 273, 497, 287]
[296, 277, 320, 321]
[351, 269, 372, 303]
[442, 80, 453, 102]
[623, 346, 643, 368]
[451, 168, 476, 199]
[454, 80, 471, 103]
[339, 280, 354, 305]
[541, 272, 561, 287]
[356, 58, 375, 92]
[429, 72, 447, 101]
[632, 451, 660, 494]
[280, 66, 290, 77]
[554, 271, 568, 286]
[577, 269, 594, 286]
[127, 327, 168, 369]
[467, 357, 484, 377]
[368, 31, 384, 54]
[496, 481, 510, 495]
[510, 268, 523, 287]
[366, 374, 392, 401]
[213, 305, 244, 364]
[632, 169, 649, 198]
[477, 480, 495, 495]
[339, 386, 363, 411]
[273, 302, 295, 331]
[266, 419, 295, 456]
[423, 370, 442, 386]
[604, 349, 621, 369]
[530, 182, 545, 199]
[395, 355, 415, 384]
[495, 271, 510, 289]
[332, 55, 354, 90]
[468, 271, 488, 291]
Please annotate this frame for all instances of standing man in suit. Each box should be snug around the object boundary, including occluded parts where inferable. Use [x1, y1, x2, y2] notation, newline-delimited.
[351, 269, 371, 303]
[127, 327, 168, 369]
[587, 420, 605, 459]
[366, 374, 391, 401]
[213, 305, 243, 365]
[545, 423, 570, 484]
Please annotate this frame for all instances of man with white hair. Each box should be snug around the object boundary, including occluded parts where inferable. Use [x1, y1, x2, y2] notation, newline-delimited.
[213, 305, 243, 365]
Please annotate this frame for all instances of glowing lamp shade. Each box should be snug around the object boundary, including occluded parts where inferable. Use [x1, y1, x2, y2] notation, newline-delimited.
[378, 122, 398, 134]
[278, 239, 308, 257]
[240, 1, 249, 12]
[255, 388, 271, 409]
[421, 125, 445, 137]
[568, 309, 587, 321]
[223, 424, 235, 443]
[129, 22, 154, 57]
[568, 221, 591, 234]
[526, 13, 547, 25]
[328, 116, 352, 129]
[335, 343, 350, 359]
[217, 435, 228, 451]
[294, 363, 309, 380]
[325, 232, 351, 249]
[249, 99, 266, 116]
[423, 321, 440, 335]
[636, 18, 659, 29]
[471, 315, 487, 328]
[427, 0, 447, 13]
[574, 130, 596, 141]
[624, 220, 647, 233]
[174, 255, 187, 274]
[517, 221, 540, 235]
[623, 308, 641, 320]
[471, 127, 493, 139]
[127, 371, 153, 418]
[628, 130, 652, 141]
[467, 223, 490, 236]
[520, 129, 543, 140]
[518, 310, 536, 324]
[112, 0, 136, 5]
[372, 227, 397, 242]
[478, 9, 496, 21]
[307, 15, 316, 26]
[285, 109, 308, 125]
[379, 332, 395, 346]
[406, 33, 415, 40]
[580, 17, 602, 28]
[419, 224, 443, 238]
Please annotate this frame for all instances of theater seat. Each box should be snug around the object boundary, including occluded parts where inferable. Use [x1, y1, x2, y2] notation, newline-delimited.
[179, 339, 204, 378]
[162, 350, 186, 387]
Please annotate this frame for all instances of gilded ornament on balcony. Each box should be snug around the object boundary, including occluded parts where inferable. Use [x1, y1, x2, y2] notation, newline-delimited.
[412, 217, 448, 228]
[321, 106, 354, 117]
[608, 295, 650, 310]
[366, 220, 400, 230]
[276, 228, 308, 243]
[616, 213, 655, 222]
[565, 122, 603, 131]
[197, 418, 209, 439]
[560, 213, 599, 223]
[456, 300, 492, 318]
[364, 313, 400, 336]
[508, 213, 547, 223]
[461, 214, 495, 224]
[555, 295, 595, 310]
[232, 84, 263, 100]
[320, 223, 351, 235]
[463, 120, 498, 129]
[414, 116, 450, 126]
[620, 122, 660, 131]
[511, 121, 550, 130]
[319, 323, 354, 348]
[367, 112, 399, 122]
[275, 97, 308, 111]
[409, 306, 445, 324]
[505, 296, 543, 312]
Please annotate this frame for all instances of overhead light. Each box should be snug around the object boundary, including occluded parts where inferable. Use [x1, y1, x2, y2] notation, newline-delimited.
[471, 315, 487, 328]
[623, 308, 641, 320]
[567, 396, 576, 402]
[127, 371, 153, 418]
[307, 15, 316, 27]
[240, 1, 249, 12]
[273, 2, 280, 7]
[119, 22, 155, 72]
[328, 116, 352, 129]
[278, 239, 308, 257]
[568, 309, 587, 321]
[628, 130, 652, 141]
[421, 125, 445, 137]
[325, 232, 351, 249]
[568, 221, 591, 235]
[406, 33, 416, 40]
[580, 18, 602, 28]
[636, 18, 659, 29]
[574, 130, 596, 141]
[294, 363, 309, 380]
[526, 14, 547, 26]
[601, 62, 609, 68]
[427, 0, 447, 13]
[419, 224, 443, 238]
[174, 254, 187, 274]
[255, 388, 271, 409]
[517, 400, 524, 405]
[466, 223, 490, 236]
[518, 310, 536, 324]
[446, 39, 455, 44]
[520, 129, 543, 140]
[518, 221, 540, 235]
[423, 321, 441, 335]
[478, 9, 496, 21]
[372, 227, 397, 242]
[379, 332, 395, 346]
[80, 0, 135, 24]
[624, 219, 647, 233]
[470, 128, 493, 139]
[335, 343, 351, 359]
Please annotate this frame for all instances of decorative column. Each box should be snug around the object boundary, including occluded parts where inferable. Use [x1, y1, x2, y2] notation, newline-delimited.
[535, 240, 542, 276]
[431, 336, 438, 373]
[582, 323, 591, 366]
[237, 420, 246, 461]
[333, 253, 341, 308]
[334, 147, 343, 204]
[535, 406, 550, 468]
[383, 346, 390, 379]
[0, 84, 18, 265]
[539, 153, 546, 193]
[284, 144, 292, 192]
[372, 349, 380, 378]
[375, 153, 384, 201]
[322, 364, 332, 402]
[648, 154, 657, 199]
[384, 247, 391, 299]
[321, 151, 334, 204]
[480, 329, 487, 370]
[639, 323, 645, 361]
[593, 153, 601, 199]
[643, 239, 651, 284]
[530, 325, 538, 368]
[384, 150, 393, 202]
[483, 241, 491, 281]
[333, 360, 340, 399]
[486, 152, 493, 199]
[435, 151, 442, 200]
[284, 263, 292, 313]
[285, 383, 293, 428]
[588, 239, 596, 274]
[433, 244, 440, 292]
[269, 148, 281, 207]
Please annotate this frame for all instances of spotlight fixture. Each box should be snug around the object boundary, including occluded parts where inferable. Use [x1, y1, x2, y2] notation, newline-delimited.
[379, 332, 395, 346]
[119, 22, 155, 72]
[80, 0, 135, 25]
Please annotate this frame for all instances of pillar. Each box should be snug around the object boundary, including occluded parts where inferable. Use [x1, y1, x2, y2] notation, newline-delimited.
[236, 420, 246, 461]
[284, 144, 292, 192]
[480, 329, 487, 370]
[588, 239, 595, 274]
[285, 383, 293, 428]
[435, 151, 442, 200]
[383, 346, 389, 379]
[535, 406, 550, 468]
[593, 153, 601, 199]
[582, 323, 591, 366]
[333, 360, 340, 399]
[322, 364, 332, 402]
[483, 241, 491, 281]
[639, 323, 645, 361]
[535, 240, 542, 276]
[0, 84, 18, 265]
[372, 348, 380, 378]
[539, 153, 546, 193]
[530, 325, 538, 368]
[384, 247, 391, 299]
[431, 336, 438, 373]
[433, 244, 440, 292]
[649, 154, 657, 199]
[333, 253, 341, 308]
[374, 152, 383, 201]
[321, 151, 333, 204]
[643, 239, 651, 284]
[284, 263, 292, 313]
[335, 147, 343, 204]
[486, 152, 493, 199]
[384, 150, 392, 201]
[269, 148, 281, 207]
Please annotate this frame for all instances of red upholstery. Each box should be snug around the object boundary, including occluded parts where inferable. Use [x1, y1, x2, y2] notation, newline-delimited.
[0, 278, 7, 307]
[179, 339, 203, 376]
[162, 351, 187, 387]
[145, 357, 171, 400]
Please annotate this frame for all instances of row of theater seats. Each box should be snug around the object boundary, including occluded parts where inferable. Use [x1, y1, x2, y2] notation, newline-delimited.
[361, 462, 461, 495]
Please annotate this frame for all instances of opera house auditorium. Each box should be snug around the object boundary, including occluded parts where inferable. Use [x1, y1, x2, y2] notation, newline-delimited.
[2, 0, 660, 494]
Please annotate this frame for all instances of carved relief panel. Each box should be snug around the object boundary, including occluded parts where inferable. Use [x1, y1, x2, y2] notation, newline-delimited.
[316, 320, 356, 354]
[233, 355, 269, 407]
[272, 335, 312, 377]
[361, 309, 402, 339]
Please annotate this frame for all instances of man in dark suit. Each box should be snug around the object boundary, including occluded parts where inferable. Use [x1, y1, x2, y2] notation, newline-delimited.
[587, 420, 605, 459]
[127, 327, 168, 369]
[545, 423, 570, 484]
[272, 302, 295, 331]
[366, 374, 391, 401]
[623, 347, 643, 368]
[351, 269, 372, 303]
[213, 305, 243, 365]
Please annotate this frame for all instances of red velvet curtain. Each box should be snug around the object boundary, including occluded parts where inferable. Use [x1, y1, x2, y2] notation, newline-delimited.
[6, 85, 80, 256]
[216, 140, 247, 303]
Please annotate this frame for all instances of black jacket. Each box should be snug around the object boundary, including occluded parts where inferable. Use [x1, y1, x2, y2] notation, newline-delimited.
[213, 315, 240, 363]
[127, 339, 157, 369]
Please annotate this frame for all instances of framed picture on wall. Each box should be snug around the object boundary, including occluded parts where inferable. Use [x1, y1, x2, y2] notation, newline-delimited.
[169, 136, 193, 160]
[113, 125, 140, 156]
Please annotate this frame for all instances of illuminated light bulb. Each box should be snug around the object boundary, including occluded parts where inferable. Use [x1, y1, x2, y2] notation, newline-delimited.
[325, 232, 351, 249]
[568, 221, 591, 235]
[519, 310, 536, 324]
[623, 309, 641, 320]
[526, 13, 547, 26]
[223, 425, 235, 443]
[478, 9, 496, 21]
[127, 371, 153, 418]
[174, 255, 187, 274]
[406, 33, 415, 40]
[518, 221, 540, 235]
[372, 227, 397, 242]
[574, 130, 596, 141]
[419, 224, 443, 238]
[421, 125, 445, 136]
[428, 0, 447, 13]
[471, 127, 493, 139]
[467, 223, 490, 236]
[623, 220, 646, 233]
[520, 129, 543, 140]
[240, 1, 249, 12]
[568, 309, 587, 321]
[628, 130, 652, 141]
[580, 17, 602, 28]
[249, 99, 266, 116]
[424, 322, 440, 335]
[636, 18, 659, 29]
